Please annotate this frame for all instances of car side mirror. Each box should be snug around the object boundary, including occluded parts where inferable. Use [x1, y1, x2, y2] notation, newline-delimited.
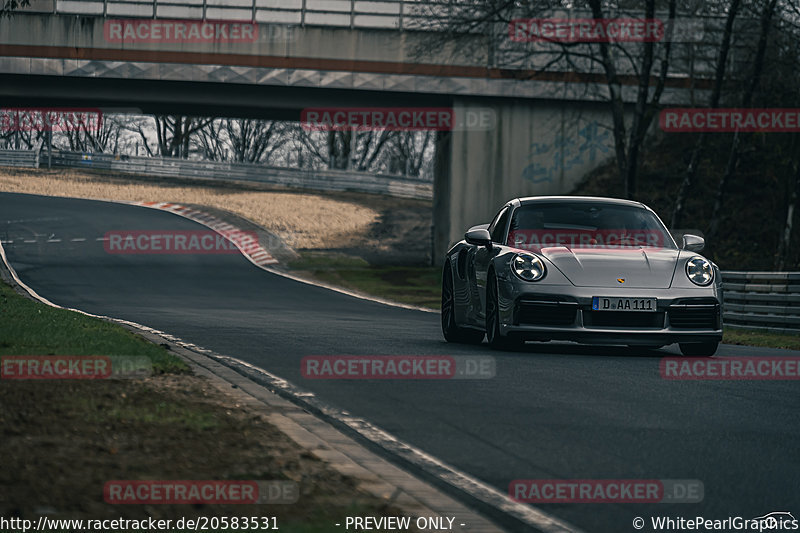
[682, 234, 705, 252]
[465, 227, 492, 247]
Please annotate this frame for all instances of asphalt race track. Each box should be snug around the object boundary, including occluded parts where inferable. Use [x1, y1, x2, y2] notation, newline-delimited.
[2, 192, 799, 533]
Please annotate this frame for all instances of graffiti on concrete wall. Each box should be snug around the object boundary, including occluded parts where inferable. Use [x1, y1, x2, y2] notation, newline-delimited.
[522, 122, 611, 184]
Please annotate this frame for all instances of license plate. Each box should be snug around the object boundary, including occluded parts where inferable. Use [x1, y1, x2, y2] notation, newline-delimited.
[592, 297, 657, 312]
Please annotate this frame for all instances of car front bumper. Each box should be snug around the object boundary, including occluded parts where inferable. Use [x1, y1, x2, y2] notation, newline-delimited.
[497, 280, 723, 345]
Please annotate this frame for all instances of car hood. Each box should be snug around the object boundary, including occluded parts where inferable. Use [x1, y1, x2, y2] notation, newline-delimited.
[538, 246, 679, 288]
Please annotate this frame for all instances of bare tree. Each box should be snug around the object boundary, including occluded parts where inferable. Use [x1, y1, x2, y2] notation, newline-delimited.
[705, 0, 778, 248]
[670, 0, 742, 228]
[224, 119, 291, 164]
[55, 114, 126, 153]
[409, 0, 682, 199]
[152, 115, 213, 158]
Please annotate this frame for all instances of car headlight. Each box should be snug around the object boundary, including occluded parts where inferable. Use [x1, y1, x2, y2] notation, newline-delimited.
[512, 253, 546, 281]
[685, 256, 714, 286]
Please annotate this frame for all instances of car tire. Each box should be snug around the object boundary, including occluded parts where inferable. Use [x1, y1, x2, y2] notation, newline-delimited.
[441, 263, 485, 344]
[486, 273, 523, 351]
[679, 341, 719, 357]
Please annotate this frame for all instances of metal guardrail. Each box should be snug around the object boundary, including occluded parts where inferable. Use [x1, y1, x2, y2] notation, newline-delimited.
[722, 271, 800, 335]
[0, 149, 432, 200]
[0, 149, 39, 168]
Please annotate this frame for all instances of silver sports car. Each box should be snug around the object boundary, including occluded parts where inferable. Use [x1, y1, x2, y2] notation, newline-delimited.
[441, 196, 722, 355]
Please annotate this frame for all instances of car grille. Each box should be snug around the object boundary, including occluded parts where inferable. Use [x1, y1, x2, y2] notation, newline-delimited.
[668, 299, 720, 329]
[515, 297, 577, 326]
[583, 311, 665, 328]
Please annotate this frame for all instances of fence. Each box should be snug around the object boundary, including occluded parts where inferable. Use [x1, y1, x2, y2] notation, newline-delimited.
[0, 149, 39, 169]
[722, 272, 800, 335]
[0, 149, 432, 200]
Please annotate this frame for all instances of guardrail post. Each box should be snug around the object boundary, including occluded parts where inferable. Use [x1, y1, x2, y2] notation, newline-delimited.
[399, 0, 403, 30]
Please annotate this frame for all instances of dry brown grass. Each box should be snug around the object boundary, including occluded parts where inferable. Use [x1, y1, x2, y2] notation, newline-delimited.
[0, 167, 379, 249]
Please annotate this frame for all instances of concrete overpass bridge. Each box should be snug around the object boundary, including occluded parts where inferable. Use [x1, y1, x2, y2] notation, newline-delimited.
[0, 0, 726, 258]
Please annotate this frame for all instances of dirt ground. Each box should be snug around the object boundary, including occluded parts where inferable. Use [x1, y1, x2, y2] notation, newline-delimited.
[0, 167, 432, 265]
[0, 373, 403, 526]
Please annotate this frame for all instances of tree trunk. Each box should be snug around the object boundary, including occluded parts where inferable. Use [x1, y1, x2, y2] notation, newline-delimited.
[705, 0, 777, 247]
[670, 0, 741, 228]
[775, 160, 800, 270]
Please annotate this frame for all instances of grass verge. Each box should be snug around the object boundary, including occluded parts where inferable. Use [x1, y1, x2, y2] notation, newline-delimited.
[0, 282, 186, 373]
[288, 252, 441, 309]
[722, 327, 800, 351]
[0, 280, 416, 530]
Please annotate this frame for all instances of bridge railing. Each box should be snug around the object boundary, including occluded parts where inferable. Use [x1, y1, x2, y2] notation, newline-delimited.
[722, 271, 800, 335]
[0, 148, 432, 200]
[25, 0, 460, 29]
[15, 1, 749, 80]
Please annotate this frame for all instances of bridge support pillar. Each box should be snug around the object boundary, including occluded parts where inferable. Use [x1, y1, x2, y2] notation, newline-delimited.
[432, 97, 617, 264]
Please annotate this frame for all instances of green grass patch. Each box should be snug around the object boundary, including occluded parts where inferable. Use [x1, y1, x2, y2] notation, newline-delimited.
[0, 281, 186, 373]
[723, 327, 800, 351]
[78, 396, 219, 431]
[289, 253, 441, 309]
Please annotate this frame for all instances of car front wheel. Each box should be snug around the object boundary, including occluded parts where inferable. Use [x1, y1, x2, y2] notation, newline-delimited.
[441, 263, 485, 344]
[486, 273, 523, 351]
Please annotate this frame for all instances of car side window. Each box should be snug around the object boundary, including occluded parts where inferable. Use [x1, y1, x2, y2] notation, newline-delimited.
[490, 207, 510, 244]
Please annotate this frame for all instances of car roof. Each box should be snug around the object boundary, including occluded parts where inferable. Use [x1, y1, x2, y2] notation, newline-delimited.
[512, 196, 647, 209]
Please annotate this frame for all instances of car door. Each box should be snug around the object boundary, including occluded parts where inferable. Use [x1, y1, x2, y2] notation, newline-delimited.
[472, 206, 510, 320]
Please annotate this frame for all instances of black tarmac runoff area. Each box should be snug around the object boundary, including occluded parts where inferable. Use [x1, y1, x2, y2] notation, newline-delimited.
[2, 192, 799, 533]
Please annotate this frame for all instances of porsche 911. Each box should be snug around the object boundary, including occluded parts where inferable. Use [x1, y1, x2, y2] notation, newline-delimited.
[441, 196, 722, 355]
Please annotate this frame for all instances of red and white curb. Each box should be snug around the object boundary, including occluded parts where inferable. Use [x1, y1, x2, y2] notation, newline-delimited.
[126, 199, 434, 313]
[131, 201, 278, 266]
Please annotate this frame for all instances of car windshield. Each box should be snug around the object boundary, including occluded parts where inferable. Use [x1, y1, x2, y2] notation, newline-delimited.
[507, 202, 676, 250]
